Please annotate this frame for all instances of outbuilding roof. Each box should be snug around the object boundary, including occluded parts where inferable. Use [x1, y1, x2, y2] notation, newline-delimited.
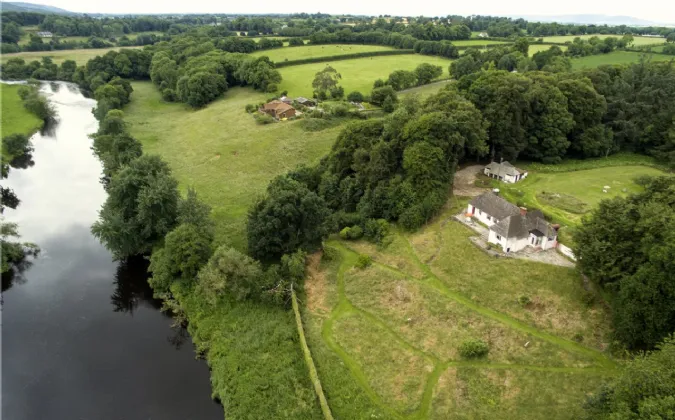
[469, 192, 521, 220]
[485, 161, 525, 177]
[491, 209, 556, 239]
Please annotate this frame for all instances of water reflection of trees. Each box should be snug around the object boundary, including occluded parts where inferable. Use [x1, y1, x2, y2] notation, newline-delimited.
[110, 256, 190, 350]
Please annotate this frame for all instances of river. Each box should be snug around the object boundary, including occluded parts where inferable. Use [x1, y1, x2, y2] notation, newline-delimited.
[1, 82, 222, 420]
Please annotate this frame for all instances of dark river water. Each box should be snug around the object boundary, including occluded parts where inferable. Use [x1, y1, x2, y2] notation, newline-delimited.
[1, 82, 223, 420]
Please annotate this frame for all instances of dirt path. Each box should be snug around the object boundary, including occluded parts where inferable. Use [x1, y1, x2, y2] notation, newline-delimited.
[453, 165, 487, 197]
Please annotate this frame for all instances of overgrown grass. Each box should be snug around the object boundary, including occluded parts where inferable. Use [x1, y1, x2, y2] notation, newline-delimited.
[542, 34, 666, 45]
[302, 198, 617, 419]
[570, 51, 674, 69]
[251, 44, 398, 62]
[277, 55, 453, 97]
[1, 46, 144, 64]
[399, 80, 453, 99]
[1, 84, 42, 137]
[173, 283, 323, 420]
[125, 81, 343, 250]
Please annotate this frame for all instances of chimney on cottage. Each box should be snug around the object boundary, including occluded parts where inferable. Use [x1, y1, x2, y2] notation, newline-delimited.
[519, 207, 527, 216]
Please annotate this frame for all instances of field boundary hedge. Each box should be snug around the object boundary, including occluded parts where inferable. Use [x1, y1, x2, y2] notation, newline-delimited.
[273, 49, 414, 68]
[291, 289, 334, 420]
[522, 153, 672, 173]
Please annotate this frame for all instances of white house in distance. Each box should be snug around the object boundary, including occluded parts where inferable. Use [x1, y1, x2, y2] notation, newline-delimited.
[484, 161, 528, 183]
[467, 192, 558, 253]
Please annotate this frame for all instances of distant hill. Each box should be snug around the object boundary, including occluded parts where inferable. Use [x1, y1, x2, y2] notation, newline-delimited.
[2, 2, 76, 14]
[511, 14, 670, 26]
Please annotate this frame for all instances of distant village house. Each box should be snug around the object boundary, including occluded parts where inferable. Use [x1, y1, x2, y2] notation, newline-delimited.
[261, 100, 296, 119]
[37, 31, 53, 38]
[467, 192, 558, 253]
[295, 97, 316, 107]
[484, 161, 527, 183]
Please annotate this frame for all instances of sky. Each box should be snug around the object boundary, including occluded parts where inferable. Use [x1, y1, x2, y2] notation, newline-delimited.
[17, 0, 675, 25]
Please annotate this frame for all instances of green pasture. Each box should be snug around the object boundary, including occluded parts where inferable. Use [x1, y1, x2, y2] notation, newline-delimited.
[125, 81, 343, 250]
[277, 54, 453, 97]
[529, 44, 568, 55]
[303, 198, 617, 419]
[542, 34, 666, 46]
[1, 84, 42, 137]
[571, 51, 674, 69]
[252, 44, 397, 62]
[452, 39, 510, 46]
[1, 46, 144, 65]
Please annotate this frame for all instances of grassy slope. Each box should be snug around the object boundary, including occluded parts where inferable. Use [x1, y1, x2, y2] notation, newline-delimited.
[571, 51, 674, 69]
[125, 81, 342, 251]
[251, 44, 397, 62]
[278, 55, 453, 97]
[304, 199, 617, 420]
[1, 84, 42, 137]
[1, 46, 144, 65]
[542, 34, 666, 45]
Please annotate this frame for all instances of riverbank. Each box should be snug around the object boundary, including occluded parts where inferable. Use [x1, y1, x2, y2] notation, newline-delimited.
[1, 83, 43, 137]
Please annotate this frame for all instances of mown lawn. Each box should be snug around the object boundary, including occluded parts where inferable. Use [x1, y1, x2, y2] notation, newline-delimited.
[496, 164, 666, 229]
[251, 44, 397, 62]
[1, 46, 144, 65]
[278, 55, 453, 97]
[571, 51, 674, 69]
[125, 81, 343, 250]
[303, 198, 617, 419]
[1, 84, 42, 137]
[542, 34, 666, 45]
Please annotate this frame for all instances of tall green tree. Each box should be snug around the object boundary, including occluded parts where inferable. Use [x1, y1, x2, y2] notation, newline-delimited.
[91, 155, 180, 259]
[312, 65, 342, 99]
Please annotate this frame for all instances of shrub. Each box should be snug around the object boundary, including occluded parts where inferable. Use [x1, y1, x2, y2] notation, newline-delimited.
[581, 290, 596, 306]
[355, 254, 372, 269]
[288, 38, 305, 47]
[347, 225, 363, 240]
[245, 103, 257, 113]
[458, 339, 489, 358]
[254, 113, 275, 125]
[517, 295, 531, 307]
[364, 218, 390, 244]
[339, 227, 351, 239]
[161, 88, 176, 101]
[347, 91, 364, 102]
[322, 244, 339, 261]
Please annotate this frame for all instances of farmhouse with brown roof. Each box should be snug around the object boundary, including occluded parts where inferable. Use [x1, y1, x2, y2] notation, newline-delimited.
[261, 100, 296, 119]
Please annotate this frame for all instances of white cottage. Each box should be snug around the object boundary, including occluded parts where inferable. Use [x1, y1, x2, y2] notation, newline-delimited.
[484, 161, 527, 183]
[467, 192, 558, 253]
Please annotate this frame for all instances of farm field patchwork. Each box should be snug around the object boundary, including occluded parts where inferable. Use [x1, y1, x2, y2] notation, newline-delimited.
[542, 34, 666, 45]
[125, 81, 343, 250]
[277, 54, 453, 97]
[1, 46, 144, 65]
[571, 51, 674, 69]
[251, 43, 398, 62]
[0, 84, 43, 137]
[303, 199, 617, 419]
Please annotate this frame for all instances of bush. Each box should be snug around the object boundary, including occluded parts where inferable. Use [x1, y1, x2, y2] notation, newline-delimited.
[245, 103, 257, 113]
[517, 295, 531, 307]
[364, 219, 390, 244]
[355, 254, 372, 269]
[458, 339, 489, 358]
[322, 244, 339, 261]
[347, 91, 364, 103]
[161, 88, 176, 101]
[581, 290, 596, 306]
[254, 113, 275, 125]
[288, 38, 305, 47]
[339, 227, 351, 239]
[347, 225, 363, 240]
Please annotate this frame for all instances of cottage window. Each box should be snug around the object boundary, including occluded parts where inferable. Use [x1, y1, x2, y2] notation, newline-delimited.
[478, 210, 482, 215]
[496, 235, 502, 241]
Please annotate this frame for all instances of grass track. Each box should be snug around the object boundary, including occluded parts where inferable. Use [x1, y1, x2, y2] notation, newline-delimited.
[310, 218, 618, 419]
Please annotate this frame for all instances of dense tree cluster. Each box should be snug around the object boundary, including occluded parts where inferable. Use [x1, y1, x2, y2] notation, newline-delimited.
[385, 63, 443, 90]
[247, 86, 489, 259]
[575, 176, 675, 350]
[148, 42, 281, 107]
[452, 59, 675, 166]
[311, 65, 343, 99]
[584, 336, 675, 419]
[565, 35, 633, 57]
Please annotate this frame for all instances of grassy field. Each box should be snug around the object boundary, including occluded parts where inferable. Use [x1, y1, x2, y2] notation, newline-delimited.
[1, 84, 43, 137]
[278, 55, 453, 97]
[494, 159, 666, 244]
[303, 198, 618, 419]
[125, 81, 343, 250]
[400, 80, 453, 98]
[452, 40, 510, 46]
[529, 44, 568, 55]
[571, 51, 674, 69]
[1, 46, 144, 65]
[251, 44, 397, 62]
[542, 34, 666, 46]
